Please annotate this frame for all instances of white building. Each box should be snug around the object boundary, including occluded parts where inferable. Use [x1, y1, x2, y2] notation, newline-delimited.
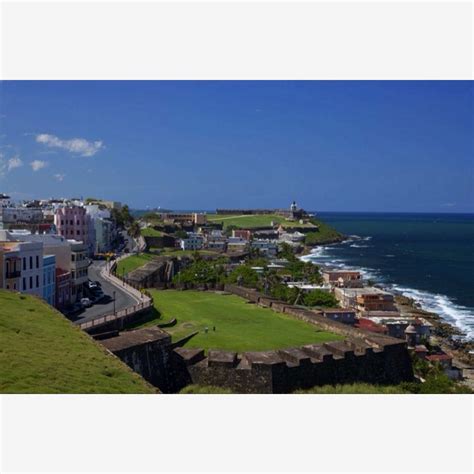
[0, 207, 44, 229]
[279, 231, 305, 243]
[180, 233, 204, 251]
[0, 230, 71, 272]
[18, 241, 44, 297]
[85, 205, 115, 253]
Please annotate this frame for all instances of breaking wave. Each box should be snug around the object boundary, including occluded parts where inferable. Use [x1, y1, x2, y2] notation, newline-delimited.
[301, 241, 474, 340]
[388, 285, 474, 340]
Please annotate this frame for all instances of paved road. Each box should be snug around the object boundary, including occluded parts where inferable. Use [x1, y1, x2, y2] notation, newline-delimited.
[71, 260, 138, 325]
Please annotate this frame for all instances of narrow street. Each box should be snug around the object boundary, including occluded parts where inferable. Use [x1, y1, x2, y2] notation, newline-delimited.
[70, 232, 139, 325]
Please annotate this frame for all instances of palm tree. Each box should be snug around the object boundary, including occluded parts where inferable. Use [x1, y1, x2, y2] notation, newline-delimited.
[128, 221, 141, 239]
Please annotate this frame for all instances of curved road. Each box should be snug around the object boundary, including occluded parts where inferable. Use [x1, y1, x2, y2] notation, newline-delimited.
[71, 261, 139, 325]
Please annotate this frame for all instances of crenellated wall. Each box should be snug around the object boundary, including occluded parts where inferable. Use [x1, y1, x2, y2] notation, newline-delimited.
[173, 336, 413, 393]
[168, 285, 414, 393]
[101, 286, 414, 393]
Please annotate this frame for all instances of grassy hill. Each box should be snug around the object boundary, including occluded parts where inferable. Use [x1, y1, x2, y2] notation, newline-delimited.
[207, 213, 343, 244]
[115, 253, 156, 276]
[142, 290, 342, 352]
[207, 213, 316, 229]
[304, 219, 344, 245]
[0, 291, 154, 393]
[140, 227, 164, 237]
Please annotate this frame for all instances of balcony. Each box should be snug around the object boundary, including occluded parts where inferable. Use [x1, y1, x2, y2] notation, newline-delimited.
[6, 270, 21, 279]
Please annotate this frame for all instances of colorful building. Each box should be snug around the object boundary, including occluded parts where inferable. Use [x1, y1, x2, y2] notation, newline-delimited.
[54, 206, 95, 255]
[0, 242, 22, 291]
[55, 268, 71, 309]
[42, 254, 56, 306]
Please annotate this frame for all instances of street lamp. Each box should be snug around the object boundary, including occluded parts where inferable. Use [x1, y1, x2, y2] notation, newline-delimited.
[113, 290, 116, 315]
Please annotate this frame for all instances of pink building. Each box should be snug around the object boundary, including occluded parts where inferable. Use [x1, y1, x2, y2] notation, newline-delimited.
[54, 207, 94, 254]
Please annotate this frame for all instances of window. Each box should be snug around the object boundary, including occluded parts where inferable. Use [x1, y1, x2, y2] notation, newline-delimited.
[61, 220, 64, 225]
[22, 278, 26, 290]
[36, 275, 39, 288]
[36, 255, 39, 268]
[29, 256, 33, 269]
[23, 258, 26, 270]
[29, 276, 33, 289]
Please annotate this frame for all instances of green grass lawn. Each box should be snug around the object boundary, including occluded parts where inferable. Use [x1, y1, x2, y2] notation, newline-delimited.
[116, 253, 155, 276]
[145, 290, 342, 352]
[304, 219, 344, 245]
[0, 291, 154, 393]
[207, 213, 318, 230]
[141, 227, 164, 237]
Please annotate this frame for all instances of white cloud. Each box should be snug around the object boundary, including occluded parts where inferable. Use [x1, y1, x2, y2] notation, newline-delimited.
[53, 173, 65, 182]
[0, 153, 23, 177]
[30, 160, 47, 171]
[8, 156, 23, 171]
[35, 133, 104, 157]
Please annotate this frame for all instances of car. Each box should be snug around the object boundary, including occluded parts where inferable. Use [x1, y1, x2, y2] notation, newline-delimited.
[94, 280, 102, 287]
[80, 297, 92, 308]
[91, 289, 104, 298]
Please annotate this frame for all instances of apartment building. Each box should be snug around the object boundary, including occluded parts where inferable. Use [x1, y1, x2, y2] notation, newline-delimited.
[54, 206, 95, 255]
[69, 241, 89, 302]
[180, 233, 204, 251]
[42, 254, 56, 306]
[0, 242, 21, 291]
[322, 270, 363, 288]
[334, 287, 397, 314]
[18, 241, 44, 297]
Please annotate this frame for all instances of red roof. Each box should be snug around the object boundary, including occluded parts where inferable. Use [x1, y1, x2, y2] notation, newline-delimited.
[426, 354, 452, 362]
[356, 318, 388, 334]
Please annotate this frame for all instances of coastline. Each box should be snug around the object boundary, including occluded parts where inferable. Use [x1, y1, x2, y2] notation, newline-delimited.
[303, 239, 474, 365]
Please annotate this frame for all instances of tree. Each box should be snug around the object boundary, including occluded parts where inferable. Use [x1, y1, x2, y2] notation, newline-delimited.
[173, 260, 225, 286]
[174, 230, 188, 239]
[226, 265, 259, 288]
[303, 289, 338, 308]
[128, 221, 141, 238]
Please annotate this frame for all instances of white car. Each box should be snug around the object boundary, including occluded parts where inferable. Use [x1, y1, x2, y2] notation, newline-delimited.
[80, 297, 92, 308]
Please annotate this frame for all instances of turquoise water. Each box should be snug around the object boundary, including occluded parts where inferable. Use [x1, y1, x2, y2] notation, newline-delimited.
[304, 213, 474, 339]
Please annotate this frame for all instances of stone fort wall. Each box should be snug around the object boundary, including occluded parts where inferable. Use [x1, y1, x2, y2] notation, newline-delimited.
[170, 285, 414, 393]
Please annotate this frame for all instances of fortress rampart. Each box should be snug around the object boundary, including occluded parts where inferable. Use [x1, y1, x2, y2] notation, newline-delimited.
[170, 285, 414, 393]
[100, 285, 414, 393]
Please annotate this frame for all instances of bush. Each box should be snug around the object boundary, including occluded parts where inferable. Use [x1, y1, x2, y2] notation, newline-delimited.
[226, 265, 260, 288]
[173, 260, 225, 286]
[303, 289, 338, 308]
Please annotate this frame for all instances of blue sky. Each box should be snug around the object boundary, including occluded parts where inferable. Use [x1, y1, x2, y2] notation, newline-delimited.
[0, 81, 472, 212]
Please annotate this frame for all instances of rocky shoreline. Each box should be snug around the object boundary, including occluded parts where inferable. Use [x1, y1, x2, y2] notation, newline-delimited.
[394, 294, 473, 365]
[303, 239, 474, 367]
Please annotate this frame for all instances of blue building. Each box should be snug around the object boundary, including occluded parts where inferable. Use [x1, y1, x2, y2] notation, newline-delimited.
[42, 254, 56, 306]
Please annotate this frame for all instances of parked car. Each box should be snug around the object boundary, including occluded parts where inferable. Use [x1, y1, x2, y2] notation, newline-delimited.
[80, 297, 92, 308]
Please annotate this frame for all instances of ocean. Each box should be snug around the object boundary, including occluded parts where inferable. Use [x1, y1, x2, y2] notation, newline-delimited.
[302, 212, 474, 340]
